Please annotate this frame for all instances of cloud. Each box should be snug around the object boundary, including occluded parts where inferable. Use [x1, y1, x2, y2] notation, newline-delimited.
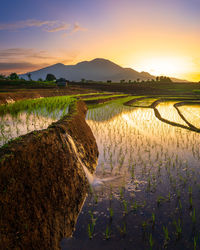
[45, 23, 70, 32]
[62, 22, 87, 37]
[0, 62, 46, 72]
[0, 19, 70, 33]
[72, 22, 87, 33]
[0, 48, 79, 74]
[0, 48, 54, 61]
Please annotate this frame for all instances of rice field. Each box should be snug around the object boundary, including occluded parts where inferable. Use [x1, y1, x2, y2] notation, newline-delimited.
[61, 98, 200, 250]
[1, 94, 200, 249]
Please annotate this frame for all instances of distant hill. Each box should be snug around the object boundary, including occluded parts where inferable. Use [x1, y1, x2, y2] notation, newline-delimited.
[20, 58, 187, 82]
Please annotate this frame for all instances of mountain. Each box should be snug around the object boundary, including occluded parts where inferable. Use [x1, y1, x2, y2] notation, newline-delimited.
[20, 58, 185, 82]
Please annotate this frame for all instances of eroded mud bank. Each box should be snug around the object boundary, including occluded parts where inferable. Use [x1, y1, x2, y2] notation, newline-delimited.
[0, 101, 98, 250]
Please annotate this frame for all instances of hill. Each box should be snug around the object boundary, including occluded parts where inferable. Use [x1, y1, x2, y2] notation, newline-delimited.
[20, 58, 186, 82]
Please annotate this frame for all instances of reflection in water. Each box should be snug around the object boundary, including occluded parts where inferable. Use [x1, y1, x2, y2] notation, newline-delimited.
[0, 107, 69, 146]
[61, 101, 200, 250]
[86, 102, 200, 190]
[179, 104, 200, 128]
[156, 101, 188, 126]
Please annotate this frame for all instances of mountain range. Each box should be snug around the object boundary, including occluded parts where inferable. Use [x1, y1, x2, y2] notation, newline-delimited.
[20, 58, 186, 82]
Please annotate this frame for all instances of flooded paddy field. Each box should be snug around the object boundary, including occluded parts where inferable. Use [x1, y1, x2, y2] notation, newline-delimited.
[0, 93, 116, 146]
[62, 97, 200, 250]
[0, 96, 75, 147]
[1, 94, 200, 249]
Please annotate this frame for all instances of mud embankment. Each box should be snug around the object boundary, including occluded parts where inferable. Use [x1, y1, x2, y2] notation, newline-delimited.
[0, 101, 98, 250]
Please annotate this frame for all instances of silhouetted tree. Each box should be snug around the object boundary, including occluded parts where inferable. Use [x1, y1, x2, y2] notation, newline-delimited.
[156, 76, 172, 83]
[46, 73, 56, 82]
[0, 74, 6, 80]
[56, 77, 66, 82]
[9, 73, 19, 80]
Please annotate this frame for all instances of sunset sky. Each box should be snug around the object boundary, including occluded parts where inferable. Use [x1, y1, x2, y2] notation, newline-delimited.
[0, 0, 199, 81]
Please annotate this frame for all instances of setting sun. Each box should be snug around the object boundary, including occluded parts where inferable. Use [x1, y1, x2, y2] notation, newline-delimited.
[132, 56, 192, 78]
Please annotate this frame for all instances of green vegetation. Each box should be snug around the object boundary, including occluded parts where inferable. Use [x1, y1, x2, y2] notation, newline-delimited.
[0, 96, 75, 116]
[46, 73, 56, 82]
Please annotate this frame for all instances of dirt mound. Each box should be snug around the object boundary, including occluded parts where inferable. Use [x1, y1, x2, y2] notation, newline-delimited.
[0, 101, 98, 250]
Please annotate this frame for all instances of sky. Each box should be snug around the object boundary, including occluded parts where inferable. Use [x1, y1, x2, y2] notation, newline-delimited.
[0, 0, 199, 81]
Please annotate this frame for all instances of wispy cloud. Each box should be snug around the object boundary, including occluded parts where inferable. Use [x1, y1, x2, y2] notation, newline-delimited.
[45, 23, 70, 32]
[0, 62, 43, 71]
[0, 19, 71, 33]
[0, 48, 78, 74]
[72, 22, 87, 33]
[62, 22, 87, 37]
[0, 48, 54, 61]
[0, 19, 87, 35]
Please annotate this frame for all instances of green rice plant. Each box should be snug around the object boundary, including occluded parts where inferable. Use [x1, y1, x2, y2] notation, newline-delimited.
[122, 200, 128, 215]
[173, 219, 182, 239]
[157, 196, 165, 207]
[105, 225, 111, 240]
[194, 236, 197, 250]
[94, 193, 98, 204]
[119, 222, 127, 236]
[88, 223, 94, 239]
[146, 177, 151, 192]
[192, 208, 196, 224]
[168, 192, 171, 201]
[119, 187, 124, 200]
[163, 226, 170, 246]
[87, 210, 97, 239]
[189, 196, 193, 209]
[109, 207, 113, 220]
[142, 221, 148, 232]
[152, 213, 155, 227]
[149, 233, 154, 250]
[178, 200, 182, 210]
[177, 190, 181, 200]
[131, 201, 139, 212]
[189, 186, 193, 196]
[131, 164, 135, 179]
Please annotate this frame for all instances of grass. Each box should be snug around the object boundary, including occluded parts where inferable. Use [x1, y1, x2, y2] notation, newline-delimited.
[0, 95, 76, 116]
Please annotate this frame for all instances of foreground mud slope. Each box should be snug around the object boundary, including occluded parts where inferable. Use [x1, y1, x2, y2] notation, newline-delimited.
[0, 101, 98, 250]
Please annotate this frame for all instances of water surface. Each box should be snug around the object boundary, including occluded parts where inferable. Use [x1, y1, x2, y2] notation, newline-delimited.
[61, 100, 200, 250]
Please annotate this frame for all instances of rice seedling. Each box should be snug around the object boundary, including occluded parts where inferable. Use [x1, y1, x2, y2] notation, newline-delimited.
[149, 233, 153, 250]
[152, 213, 155, 228]
[192, 208, 196, 224]
[109, 207, 113, 220]
[173, 219, 182, 240]
[105, 225, 111, 240]
[122, 200, 128, 215]
[163, 226, 170, 246]
[194, 236, 197, 250]
[119, 222, 127, 236]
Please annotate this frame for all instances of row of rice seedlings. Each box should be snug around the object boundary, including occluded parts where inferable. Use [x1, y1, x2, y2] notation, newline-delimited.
[82, 101, 200, 246]
[0, 96, 76, 146]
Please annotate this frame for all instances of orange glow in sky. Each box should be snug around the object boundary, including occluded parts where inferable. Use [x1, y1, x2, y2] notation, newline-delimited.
[0, 0, 199, 81]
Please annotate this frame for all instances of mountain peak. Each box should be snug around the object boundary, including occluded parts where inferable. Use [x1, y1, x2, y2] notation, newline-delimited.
[20, 58, 157, 81]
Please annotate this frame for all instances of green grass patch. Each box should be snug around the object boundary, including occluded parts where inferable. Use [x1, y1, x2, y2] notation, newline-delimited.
[0, 96, 76, 117]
